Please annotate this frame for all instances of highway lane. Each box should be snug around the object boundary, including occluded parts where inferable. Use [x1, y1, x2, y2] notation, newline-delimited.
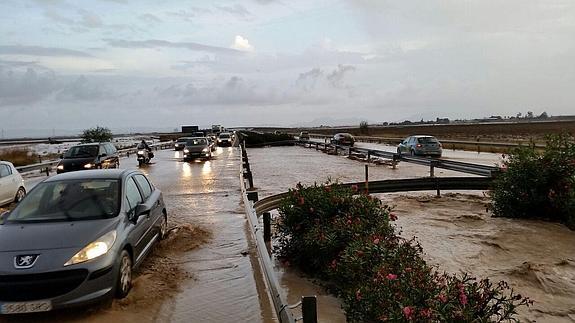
[2, 147, 273, 323]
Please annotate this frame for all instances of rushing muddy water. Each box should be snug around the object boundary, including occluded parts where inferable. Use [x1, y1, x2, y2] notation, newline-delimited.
[248, 145, 575, 322]
[2, 147, 274, 323]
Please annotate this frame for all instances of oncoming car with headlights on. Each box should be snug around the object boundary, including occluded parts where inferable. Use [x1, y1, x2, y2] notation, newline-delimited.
[0, 169, 167, 314]
[183, 137, 212, 161]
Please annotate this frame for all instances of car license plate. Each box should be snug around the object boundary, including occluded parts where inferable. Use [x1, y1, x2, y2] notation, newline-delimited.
[1, 301, 52, 314]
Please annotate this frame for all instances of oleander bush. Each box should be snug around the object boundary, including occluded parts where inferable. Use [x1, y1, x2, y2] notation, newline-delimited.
[490, 134, 575, 229]
[276, 183, 531, 322]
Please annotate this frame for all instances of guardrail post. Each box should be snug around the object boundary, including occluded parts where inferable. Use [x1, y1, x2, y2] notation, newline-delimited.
[263, 212, 271, 243]
[334, 145, 338, 155]
[436, 178, 441, 197]
[348, 147, 352, 156]
[430, 161, 436, 178]
[367, 151, 371, 163]
[392, 154, 399, 169]
[247, 191, 258, 202]
[302, 296, 317, 323]
[45, 167, 49, 176]
[365, 164, 369, 194]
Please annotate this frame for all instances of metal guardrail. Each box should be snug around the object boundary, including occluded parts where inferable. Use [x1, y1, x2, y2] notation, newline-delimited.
[304, 133, 546, 150]
[239, 143, 297, 323]
[14, 142, 174, 175]
[255, 177, 493, 216]
[296, 140, 500, 177]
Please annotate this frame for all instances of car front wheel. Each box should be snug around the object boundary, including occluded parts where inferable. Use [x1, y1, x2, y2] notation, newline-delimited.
[14, 187, 26, 203]
[115, 250, 133, 299]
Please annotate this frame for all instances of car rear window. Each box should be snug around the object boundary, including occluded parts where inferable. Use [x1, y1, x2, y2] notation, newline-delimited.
[417, 137, 439, 144]
[7, 179, 120, 223]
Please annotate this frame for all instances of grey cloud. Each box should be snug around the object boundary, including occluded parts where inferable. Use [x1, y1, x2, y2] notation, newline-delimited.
[77, 9, 103, 28]
[138, 13, 162, 24]
[0, 66, 58, 106]
[165, 7, 212, 21]
[104, 39, 242, 55]
[0, 45, 92, 57]
[326, 65, 356, 87]
[56, 75, 113, 101]
[216, 4, 253, 18]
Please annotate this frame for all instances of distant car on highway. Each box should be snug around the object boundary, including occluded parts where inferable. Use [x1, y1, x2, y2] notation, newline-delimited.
[174, 137, 191, 151]
[217, 132, 233, 147]
[299, 132, 310, 141]
[0, 161, 26, 207]
[0, 169, 167, 314]
[397, 135, 442, 157]
[330, 133, 355, 146]
[183, 137, 212, 161]
[56, 143, 119, 174]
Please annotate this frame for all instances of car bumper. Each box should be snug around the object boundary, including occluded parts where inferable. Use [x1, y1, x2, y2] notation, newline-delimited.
[184, 152, 210, 160]
[0, 255, 118, 313]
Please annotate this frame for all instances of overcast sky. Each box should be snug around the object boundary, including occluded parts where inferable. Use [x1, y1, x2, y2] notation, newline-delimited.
[1, 0, 574, 136]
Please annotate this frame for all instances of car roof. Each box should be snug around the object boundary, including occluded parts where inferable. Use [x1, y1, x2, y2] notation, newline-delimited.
[411, 135, 436, 138]
[44, 169, 137, 182]
[0, 161, 14, 166]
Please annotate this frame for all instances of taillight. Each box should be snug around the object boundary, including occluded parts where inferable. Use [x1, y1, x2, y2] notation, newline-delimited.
[416, 144, 422, 148]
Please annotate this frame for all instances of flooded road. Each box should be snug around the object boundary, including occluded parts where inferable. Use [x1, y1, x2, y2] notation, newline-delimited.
[248, 146, 575, 323]
[1, 147, 273, 323]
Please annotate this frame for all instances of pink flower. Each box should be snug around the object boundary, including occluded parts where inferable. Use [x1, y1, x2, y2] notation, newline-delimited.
[386, 273, 397, 280]
[402, 306, 413, 320]
[438, 293, 447, 303]
[355, 289, 362, 301]
[389, 213, 398, 221]
[420, 308, 432, 318]
[325, 186, 332, 192]
[373, 238, 380, 245]
[351, 184, 359, 192]
[298, 197, 305, 205]
[459, 292, 468, 306]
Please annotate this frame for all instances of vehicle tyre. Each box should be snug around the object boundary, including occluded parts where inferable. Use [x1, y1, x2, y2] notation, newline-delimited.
[410, 149, 415, 156]
[14, 187, 26, 203]
[159, 214, 168, 240]
[138, 160, 143, 167]
[115, 250, 132, 299]
[397, 148, 402, 155]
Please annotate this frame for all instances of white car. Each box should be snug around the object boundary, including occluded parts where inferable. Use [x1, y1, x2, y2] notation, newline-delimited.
[0, 161, 26, 207]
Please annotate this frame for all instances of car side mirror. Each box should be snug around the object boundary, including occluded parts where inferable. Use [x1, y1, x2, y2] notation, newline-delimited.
[131, 204, 151, 223]
[99, 153, 107, 158]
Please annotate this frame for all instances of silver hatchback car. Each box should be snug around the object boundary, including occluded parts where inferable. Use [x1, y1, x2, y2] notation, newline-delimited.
[397, 135, 442, 157]
[0, 169, 167, 314]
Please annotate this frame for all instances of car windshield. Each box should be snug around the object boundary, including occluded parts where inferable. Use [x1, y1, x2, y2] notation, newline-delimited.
[7, 179, 120, 223]
[64, 145, 99, 158]
[219, 134, 230, 139]
[418, 137, 439, 144]
[187, 138, 207, 146]
[137, 143, 148, 149]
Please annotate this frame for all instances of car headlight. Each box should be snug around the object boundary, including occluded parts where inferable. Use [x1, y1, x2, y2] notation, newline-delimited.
[84, 163, 94, 169]
[57, 165, 64, 170]
[175, 143, 179, 147]
[202, 148, 209, 152]
[137, 150, 145, 155]
[64, 231, 116, 266]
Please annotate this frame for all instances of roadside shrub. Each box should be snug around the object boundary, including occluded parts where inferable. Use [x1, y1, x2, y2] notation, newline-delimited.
[360, 121, 369, 134]
[276, 183, 531, 322]
[0, 148, 37, 167]
[81, 126, 113, 143]
[490, 134, 575, 229]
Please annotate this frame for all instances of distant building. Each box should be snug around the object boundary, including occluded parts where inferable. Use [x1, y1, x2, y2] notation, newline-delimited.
[436, 118, 450, 124]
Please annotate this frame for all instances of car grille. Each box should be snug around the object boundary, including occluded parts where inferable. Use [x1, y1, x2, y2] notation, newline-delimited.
[0, 269, 89, 301]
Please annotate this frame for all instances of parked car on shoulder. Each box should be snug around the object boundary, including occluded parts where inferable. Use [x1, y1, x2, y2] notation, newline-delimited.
[397, 135, 442, 157]
[299, 132, 310, 141]
[0, 161, 26, 207]
[217, 132, 233, 147]
[0, 169, 167, 314]
[56, 143, 119, 174]
[174, 137, 191, 151]
[183, 137, 212, 161]
[330, 133, 355, 146]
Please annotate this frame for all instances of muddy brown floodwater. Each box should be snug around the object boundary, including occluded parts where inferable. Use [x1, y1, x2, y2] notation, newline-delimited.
[248, 146, 575, 323]
[2, 147, 274, 323]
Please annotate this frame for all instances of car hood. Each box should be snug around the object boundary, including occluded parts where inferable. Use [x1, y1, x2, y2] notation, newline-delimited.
[59, 157, 96, 166]
[0, 218, 119, 252]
